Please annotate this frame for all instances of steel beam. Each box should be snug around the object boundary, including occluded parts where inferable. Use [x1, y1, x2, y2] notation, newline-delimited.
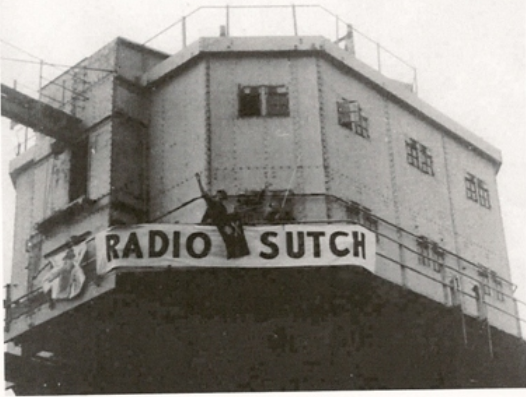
[1, 84, 82, 143]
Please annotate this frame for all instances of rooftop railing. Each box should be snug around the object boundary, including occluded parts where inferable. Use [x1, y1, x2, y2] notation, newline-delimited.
[143, 4, 418, 93]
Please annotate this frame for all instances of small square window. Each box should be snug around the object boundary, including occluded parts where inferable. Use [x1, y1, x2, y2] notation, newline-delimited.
[465, 173, 490, 209]
[337, 100, 369, 138]
[406, 139, 434, 176]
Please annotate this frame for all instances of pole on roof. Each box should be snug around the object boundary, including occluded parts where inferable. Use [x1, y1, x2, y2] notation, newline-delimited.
[377, 43, 382, 73]
[335, 16, 339, 42]
[292, 5, 298, 36]
[226, 5, 230, 37]
[38, 59, 44, 100]
[182, 16, 187, 47]
[413, 67, 418, 94]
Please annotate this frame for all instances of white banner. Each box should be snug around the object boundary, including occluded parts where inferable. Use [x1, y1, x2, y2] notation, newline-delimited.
[95, 223, 376, 274]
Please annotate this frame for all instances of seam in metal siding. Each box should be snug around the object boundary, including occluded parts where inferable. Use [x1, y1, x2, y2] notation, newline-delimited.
[315, 57, 330, 219]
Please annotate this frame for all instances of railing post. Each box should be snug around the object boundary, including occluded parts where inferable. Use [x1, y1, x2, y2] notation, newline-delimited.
[4, 284, 12, 332]
[413, 67, 418, 94]
[182, 16, 187, 47]
[292, 4, 298, 36]
[377, 43, 382, 73]
[38, 59, 44, 100]
[335, 16, 339, 42]
[226, 5, 230, 37]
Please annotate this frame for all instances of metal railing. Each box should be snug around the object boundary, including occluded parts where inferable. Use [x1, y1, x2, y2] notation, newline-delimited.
[6, 192, 525, 340]
[143, 4, 417, 92]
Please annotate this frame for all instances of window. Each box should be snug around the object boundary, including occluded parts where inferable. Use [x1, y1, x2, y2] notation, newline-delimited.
[419, 145, 434, 175]
[478, 266, 491, 296]
[69, 138, 89, 202]
[238, 85, 289, 117]
[465, 173, 491, 209]
[266, 86, 290, 116]
[417, 237, 444, 272]
[405, 139, 434, 176]
[495, 280, 505, 301]
[238, 86, 261, 117]
[406, 139, 419, 168]
[347, 201, 378, 232]
[478, 180, 491, 208]
[465, 174, 478, 202]
[337, 100, 369, 138]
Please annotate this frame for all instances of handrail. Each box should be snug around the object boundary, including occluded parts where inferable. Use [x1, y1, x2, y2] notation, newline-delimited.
[6, 192, 525, 337]
[141, 4, 417, 92]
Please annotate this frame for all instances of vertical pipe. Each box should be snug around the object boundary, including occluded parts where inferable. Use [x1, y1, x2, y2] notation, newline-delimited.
[226, 5, 230, 36]
[292, 4, 298, 36]
[182, 16, 187, 47]
[486, 317, 494, 358]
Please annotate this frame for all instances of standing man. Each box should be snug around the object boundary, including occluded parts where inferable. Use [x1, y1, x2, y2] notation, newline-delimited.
[195, 173, 250, 259]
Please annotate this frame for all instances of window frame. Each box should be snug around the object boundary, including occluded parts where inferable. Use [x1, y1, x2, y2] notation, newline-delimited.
[405, 138, 434, 176]
[337, 99, 370, 139]
[477, 180, 491, 209]
[417, 237, 444, 272]
[238, 85, 290, 118]
[266, 85, 290, 117]
[495, 280, 505, 301]
[465, 173, 491, 209]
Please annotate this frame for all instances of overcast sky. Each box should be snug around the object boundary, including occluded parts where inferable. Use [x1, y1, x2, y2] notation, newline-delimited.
[1, 0, 525, 337]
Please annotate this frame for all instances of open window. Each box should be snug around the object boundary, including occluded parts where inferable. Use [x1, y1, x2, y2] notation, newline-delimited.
[238, 86, 261, 117]
[238, 85, 290, 117]
[337, 100, 369, 138]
